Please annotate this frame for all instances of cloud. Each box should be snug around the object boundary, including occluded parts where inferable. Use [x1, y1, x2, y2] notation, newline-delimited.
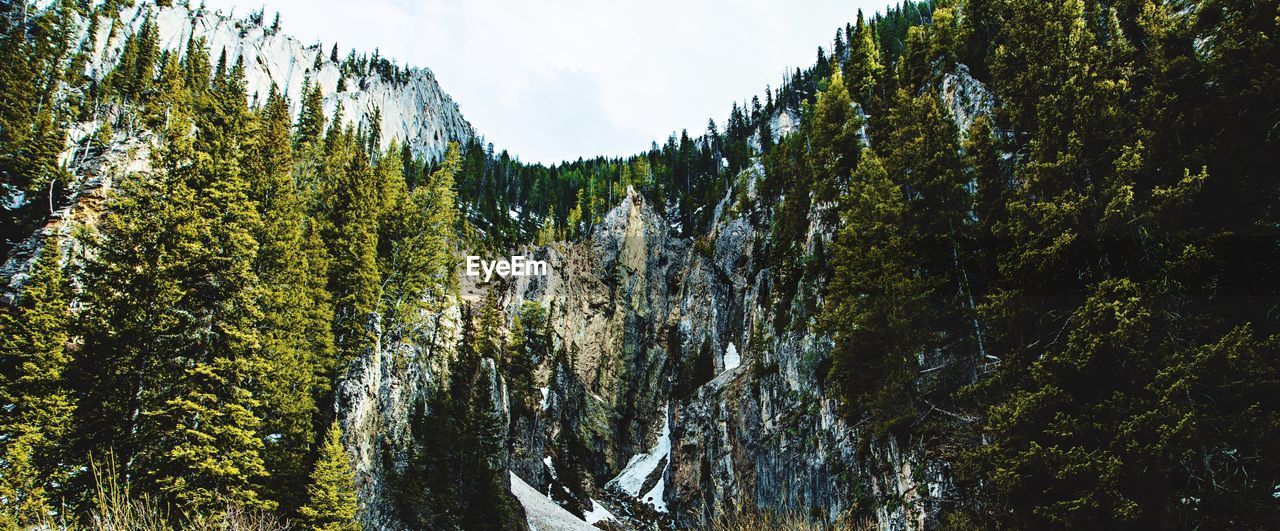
[201, 0, 888, 164]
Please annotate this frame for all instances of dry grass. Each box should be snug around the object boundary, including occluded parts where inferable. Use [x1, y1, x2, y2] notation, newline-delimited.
[53, 457, 291, 531]
[86, 463, 169, 531]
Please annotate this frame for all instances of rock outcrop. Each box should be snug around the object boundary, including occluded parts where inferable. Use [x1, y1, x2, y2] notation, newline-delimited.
[92, 4, 472, 161]
[494, 65, 993, 530]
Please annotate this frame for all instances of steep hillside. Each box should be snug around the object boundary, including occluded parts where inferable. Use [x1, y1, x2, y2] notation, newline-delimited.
[1, 0, 1277, 530]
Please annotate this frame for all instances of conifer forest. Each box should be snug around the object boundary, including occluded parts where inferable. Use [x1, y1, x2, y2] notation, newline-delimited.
[0, 0, 1276, 529]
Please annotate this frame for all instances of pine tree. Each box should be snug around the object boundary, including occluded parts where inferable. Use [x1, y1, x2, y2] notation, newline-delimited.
[958, 0, 1000, 79]
[182, 37, 212, 98]
[474, 292, 505, 363]
[326, 135, 382, 370]
[380, 142, 461, 329]
[963, 113, 1004, 286]
[298, 421, 360, 531]
[132, 14, 160, 99]
[0, 245, 73, 527]
[136, 97, 275, 514]
[461, 365, 519, 531]
[142, 356, 275, 513]
[460, 295, 521, 531]
[0, 5, 73, 255]
[536, 206, 557, 245]
[76, 151, 276, 515]
[843, 10, 883, 109]
[807, 68, 861, 203]
[953, 0, 1280, 526]
[296, 77, 326, 148]
[507, 301, 547, 419]
[106, 13, 159, 101]
[74, 40, 274, 516]
[762, 133, 812, 331]
[144, 53, 187, 130]
[242, 86, 334, 513]
[822, 150, 928, 433]
[880, 89, 969, 279]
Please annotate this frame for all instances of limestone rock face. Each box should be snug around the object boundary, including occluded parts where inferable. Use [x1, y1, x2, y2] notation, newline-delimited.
[494, 67, 993, 529]
[337, 301, 464, 528]
[93, 4, 472, 161]
[491, 184, 910, 529]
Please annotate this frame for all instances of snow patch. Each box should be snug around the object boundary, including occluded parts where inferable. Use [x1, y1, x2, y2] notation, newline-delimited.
[539, 386, 550, 411]
[543, 455, 557, 480]
[509, 471, 598, 531]
[723, 342, 740, 372]
[642, 476, 667, 513]
[584, 499, 617, 525]
[605, 405, 671, 513]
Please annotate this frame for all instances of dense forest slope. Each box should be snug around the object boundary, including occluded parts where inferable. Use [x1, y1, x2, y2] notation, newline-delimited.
[1, 0, 1277, 530]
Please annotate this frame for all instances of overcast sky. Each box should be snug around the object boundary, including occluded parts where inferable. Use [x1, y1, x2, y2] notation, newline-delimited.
[201, 0, 886, 164]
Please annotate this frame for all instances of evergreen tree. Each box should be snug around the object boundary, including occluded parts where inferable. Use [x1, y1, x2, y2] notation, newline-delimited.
[460, 295, 522, 531]
[242, 86, 335, 513]
[807, 68, 861, 203]
[963, 113, 1004, 286]
[0, 3, 73, 257]
[182, 37, 212, 99]
[536, 206, 557, 245]
[762, 132, 812, 331]
[295, 76, 327, 148]
[958, 0, 1000, 79]
[326, 134, 382, 370]
[298, 421, 360, 531]
[0, 245, 73, 526]
[143, 53, 187, 130]
[135, 92, 275, 514]
[843, 10, 884, 109]
[879, 89, 969, 282]
[823, 151, 928, 433]
[507, 301, 547, 420]
[947, 0, 1280, 527]
[74, 41, 274, 517]
[380, 142, 461, 330]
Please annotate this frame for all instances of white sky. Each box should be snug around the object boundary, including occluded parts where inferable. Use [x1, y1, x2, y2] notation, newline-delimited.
[201, 0, 887, 164]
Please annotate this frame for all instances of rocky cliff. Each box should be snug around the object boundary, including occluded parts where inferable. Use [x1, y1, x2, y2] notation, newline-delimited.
[478, 183, 934, 529]
[91, 4, 472, 161]
[474, 67, 995, 530]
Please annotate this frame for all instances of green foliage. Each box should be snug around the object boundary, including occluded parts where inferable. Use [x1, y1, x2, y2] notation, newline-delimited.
[822, 151, 928, 434]
[507, 301, 549, 419]
[0, 246, 73, 527]
[324, 131, 382, 369]
[2, 1, 1275, 529]
[0, 1, 76, 257]
[387, 302, 526, 530]
[296, 77, 326, 148]
[243, 87, 335, 515]
[78, 97, 276, 514]
[806, 69, 861, 203]
[380, 142, 461, 328]
[843, 11, 884, 108]
[298, 422, 360, 531]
